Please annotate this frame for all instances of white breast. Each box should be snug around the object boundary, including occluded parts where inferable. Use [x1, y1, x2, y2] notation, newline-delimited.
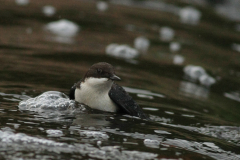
[75, 78, 118, 112]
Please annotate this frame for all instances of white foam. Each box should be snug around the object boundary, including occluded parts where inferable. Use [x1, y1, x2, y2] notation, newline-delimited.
[183, 65, 216, 87]
[215, 0, 240, 21]
[173, 55, 185, 65]
[142, 107, 159, 111]
[106, 43, 119, 55]
[154, 130, 171, 135]
[203, 142, 219, 149]
[106, 44, 139, 59]
[96, 1, 108, 12]
[159, 27, 175, 41]
[179, 81, 209, 99]
[45, 19, 80, 37]
[179, 6, 201, 25]
[181, 114, 195, 118]
[0, 130, 65, 146]
[80, 130, 109, 139]
[143, 139, 160, 148]
[224, 91, 240, 102]
[137, 94, 154, 99]
[46, 129, 63, 137]
[123, 86, 165, 98]
[199, 74, 216, 87]
[134, 36, 150, 54]
[15, 0, 29, 6]
[42, 5, 56, 17]
[18, 91, 77, 116]
[164, 138, 239, 160]
[170, 42, 181, 52]
[184, 65, 206, 80]
[232, 43, 240, 52]
[0, 129, 159, 159]
[165, 111, 174, 115]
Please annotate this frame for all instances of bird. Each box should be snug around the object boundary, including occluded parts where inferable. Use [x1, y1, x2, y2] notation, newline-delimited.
[69, 62, 150, 120]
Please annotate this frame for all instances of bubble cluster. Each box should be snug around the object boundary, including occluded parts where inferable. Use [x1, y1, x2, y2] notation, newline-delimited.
[19, 91, 76, 112]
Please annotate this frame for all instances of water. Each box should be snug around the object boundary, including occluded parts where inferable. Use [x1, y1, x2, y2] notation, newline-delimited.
[1, 0, 240, 159]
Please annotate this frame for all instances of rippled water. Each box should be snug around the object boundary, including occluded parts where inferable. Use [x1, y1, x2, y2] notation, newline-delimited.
[1, 0, 240, 159]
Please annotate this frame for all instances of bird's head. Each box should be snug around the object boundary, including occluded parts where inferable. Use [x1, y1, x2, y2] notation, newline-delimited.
[83, 62, 121, 87]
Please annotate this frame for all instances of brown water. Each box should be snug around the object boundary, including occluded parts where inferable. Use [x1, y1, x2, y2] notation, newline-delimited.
[0, 0, 240, 159]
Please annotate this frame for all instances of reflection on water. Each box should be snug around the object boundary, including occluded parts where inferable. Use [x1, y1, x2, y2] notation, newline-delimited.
[72, 114, 110, 127]
[224, 91, 240, 102]
[45, 35, 75, 44]
[1, 0, 240, 159]
[124, 86, 165, 98]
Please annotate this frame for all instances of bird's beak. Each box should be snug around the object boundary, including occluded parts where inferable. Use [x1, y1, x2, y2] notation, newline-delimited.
[110, 74, 121, 81]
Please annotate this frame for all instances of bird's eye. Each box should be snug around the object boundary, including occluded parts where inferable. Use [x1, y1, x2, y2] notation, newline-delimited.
[97, 68, 102, 74]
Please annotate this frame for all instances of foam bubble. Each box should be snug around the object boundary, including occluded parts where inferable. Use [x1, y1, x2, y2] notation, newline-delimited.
[179, 7, 201, 25]
[18, 91, 75, 112]
[46, 129, 64, 137]
[183, 65, 216, 87]
[224, 91, 240, 102]
[160, 27, 175, 41]
[143, 139, 160, 148]
[199, 74, 216, 87]
[124, 86, 165, 98]
[96, 1, 108, 12]
[232, 43, 240, 52]
[173, 55, 185, 65]
[42, 5, 56, 17]
[170, 42, 181, 52]
[0, 129, 159, 159]
[15, 0, 29, 6]
[142, 108, 159, 111]
[134, 36, 150, 54]
[0, 130, 65, 146]
[80, 131, 109, 139]
[45, 19, 80, 37]
[106, 44, 139, 59]
[184, 65, 206, 80]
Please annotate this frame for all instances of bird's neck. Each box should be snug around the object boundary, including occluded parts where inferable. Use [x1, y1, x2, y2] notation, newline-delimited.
[83, 77, 113, 93]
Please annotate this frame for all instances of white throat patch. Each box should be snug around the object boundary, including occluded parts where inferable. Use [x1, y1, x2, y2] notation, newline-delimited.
[75, 77, 118, 112]
[84, 77, 113, 91]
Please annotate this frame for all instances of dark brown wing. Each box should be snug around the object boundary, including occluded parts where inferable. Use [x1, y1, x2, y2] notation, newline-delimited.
[109, 83, 150, 120]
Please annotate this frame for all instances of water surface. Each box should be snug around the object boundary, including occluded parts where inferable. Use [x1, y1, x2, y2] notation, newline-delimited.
[0, 0, 240, 159]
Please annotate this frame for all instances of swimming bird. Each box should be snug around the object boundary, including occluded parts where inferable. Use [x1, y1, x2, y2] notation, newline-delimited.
[69, 62, 149, 120]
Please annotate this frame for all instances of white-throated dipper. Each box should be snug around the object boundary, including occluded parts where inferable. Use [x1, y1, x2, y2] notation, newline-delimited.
[69, 62, 149, 120]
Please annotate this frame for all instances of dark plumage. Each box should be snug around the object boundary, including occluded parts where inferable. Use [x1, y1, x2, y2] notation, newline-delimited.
[109, 83, 150, 120]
